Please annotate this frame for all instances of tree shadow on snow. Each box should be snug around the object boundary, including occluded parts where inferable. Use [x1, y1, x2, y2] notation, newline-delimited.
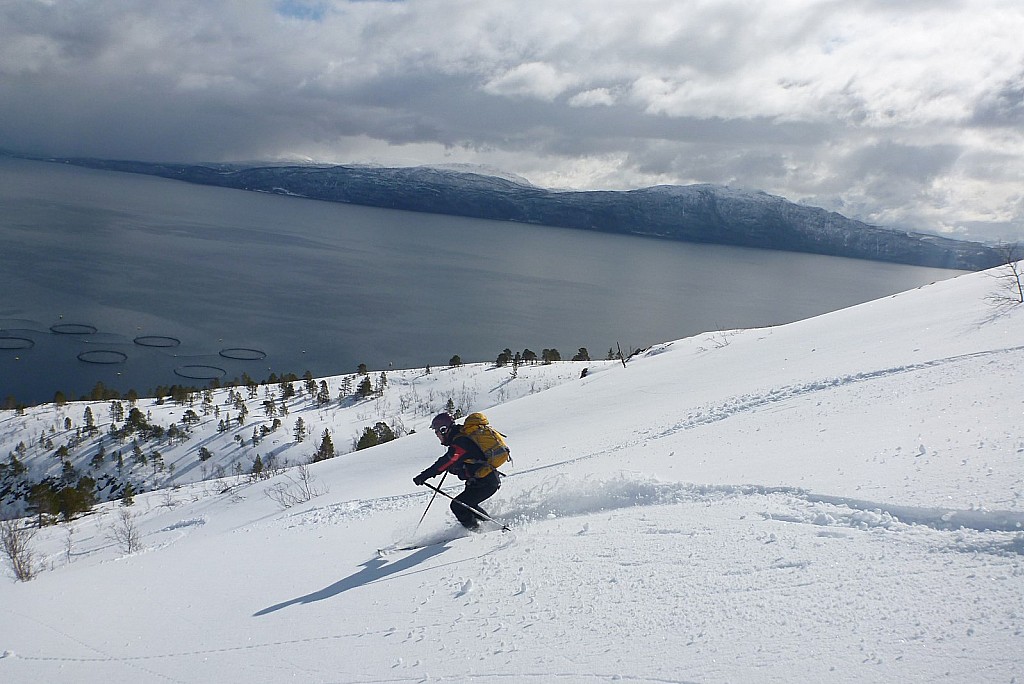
[253, 544, 450, 616]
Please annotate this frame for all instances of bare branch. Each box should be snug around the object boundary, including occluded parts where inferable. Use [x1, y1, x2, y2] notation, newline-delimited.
[0, 518, 40, 581]
[107, 507, 142, 554]
[985, 243, 1023, 307]
[265, 464, 327, 509]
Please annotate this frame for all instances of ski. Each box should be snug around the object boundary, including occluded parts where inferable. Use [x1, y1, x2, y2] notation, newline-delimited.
[376, 539, 449, 557]
[377, 543, 428, 556]
[376, 521, 509, 557]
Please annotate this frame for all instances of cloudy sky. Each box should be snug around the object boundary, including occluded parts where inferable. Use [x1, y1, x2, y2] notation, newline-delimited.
[2, 0, 1023, 242]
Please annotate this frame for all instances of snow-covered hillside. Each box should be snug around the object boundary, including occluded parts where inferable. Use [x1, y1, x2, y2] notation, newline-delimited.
[0, 356, 599, 513]
[1, 266, 1022, 683]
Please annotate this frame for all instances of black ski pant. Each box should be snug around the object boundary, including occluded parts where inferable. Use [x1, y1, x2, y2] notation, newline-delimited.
[452, 472, 500, 529]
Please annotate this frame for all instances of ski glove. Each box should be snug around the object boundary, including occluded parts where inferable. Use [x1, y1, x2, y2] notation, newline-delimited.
[413, 472, 430, 486]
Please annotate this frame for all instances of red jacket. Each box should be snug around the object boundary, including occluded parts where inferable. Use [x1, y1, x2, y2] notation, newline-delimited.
[418, 431, 491, 481]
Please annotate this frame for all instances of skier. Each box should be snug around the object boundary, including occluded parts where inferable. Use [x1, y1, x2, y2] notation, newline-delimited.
[413, 412, 500, 530]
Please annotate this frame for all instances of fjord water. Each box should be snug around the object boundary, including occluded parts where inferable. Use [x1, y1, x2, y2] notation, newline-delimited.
[0, 156, 964, 405]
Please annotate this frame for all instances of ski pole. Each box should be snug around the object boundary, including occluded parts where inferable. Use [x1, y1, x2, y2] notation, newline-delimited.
[413, 471, 446, 534]
[417, 481, 510, 532]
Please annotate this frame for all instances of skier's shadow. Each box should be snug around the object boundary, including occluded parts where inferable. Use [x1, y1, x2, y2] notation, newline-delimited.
[254, 544, 450, 616]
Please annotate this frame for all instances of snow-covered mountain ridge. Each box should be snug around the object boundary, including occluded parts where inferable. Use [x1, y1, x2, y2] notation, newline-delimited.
[0, 265, 1021, 683]
[23, 155, 1001, 270]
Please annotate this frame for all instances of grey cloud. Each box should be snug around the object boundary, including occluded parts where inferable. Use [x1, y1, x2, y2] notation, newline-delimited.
[1, 1, 115, 67]
[973, 73, 1024, 127]
[0, 0, 1021, 242]
[840, 141, 960, 184]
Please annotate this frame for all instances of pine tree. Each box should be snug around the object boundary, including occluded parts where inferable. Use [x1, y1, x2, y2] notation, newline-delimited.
[121, 482, 136, 506]
[314, 429, 336, 462]
[293, 417, 307, 443]
[132, 441, 146, 466]
[251, 455, 264, 480]
[280, 381, 296, 400]
[202, 390, 214, 415]
[356, 427, 378, 451]
[355, 422, 396, 451]
[542, 348, 561, 363]
[572, 347, 591, 362]
[374, 422, 396, 444]
[317, 380, 331, 407]
[90, 444, 106, 470]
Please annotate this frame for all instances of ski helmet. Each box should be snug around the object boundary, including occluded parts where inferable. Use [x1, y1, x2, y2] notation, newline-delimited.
[430, 412, 455, 435]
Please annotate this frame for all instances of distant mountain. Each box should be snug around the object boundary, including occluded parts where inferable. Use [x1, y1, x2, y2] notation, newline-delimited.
[39, 156, 1001, 270]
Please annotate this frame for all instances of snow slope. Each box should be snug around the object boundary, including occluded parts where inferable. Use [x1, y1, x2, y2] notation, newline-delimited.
[1, 267, 1022, 683]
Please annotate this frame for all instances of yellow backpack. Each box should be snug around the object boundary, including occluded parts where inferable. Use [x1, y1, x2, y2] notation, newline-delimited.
[460, 412, 511, 478]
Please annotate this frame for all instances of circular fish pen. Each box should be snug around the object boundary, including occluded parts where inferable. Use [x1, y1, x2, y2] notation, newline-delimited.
[174, 364, 227, 381]
[50, 323, 98, 335]
[0, 336, 35, 350]
[77, 349, 128, 364]
[134, 335, 182, 348]
[219, 347, 267, 361]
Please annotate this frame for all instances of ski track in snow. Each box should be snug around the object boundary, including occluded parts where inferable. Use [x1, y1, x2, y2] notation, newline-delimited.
[267, 473, 1023, 564]
[645, 343, 1024, 444]
[503, 345, 1024, 484]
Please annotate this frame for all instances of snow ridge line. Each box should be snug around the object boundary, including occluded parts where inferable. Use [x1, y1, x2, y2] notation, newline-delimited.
[648, 344, 1024, 441]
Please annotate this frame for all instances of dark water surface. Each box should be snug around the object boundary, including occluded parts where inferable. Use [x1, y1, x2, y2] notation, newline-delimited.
[0, 157, 965, 404]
